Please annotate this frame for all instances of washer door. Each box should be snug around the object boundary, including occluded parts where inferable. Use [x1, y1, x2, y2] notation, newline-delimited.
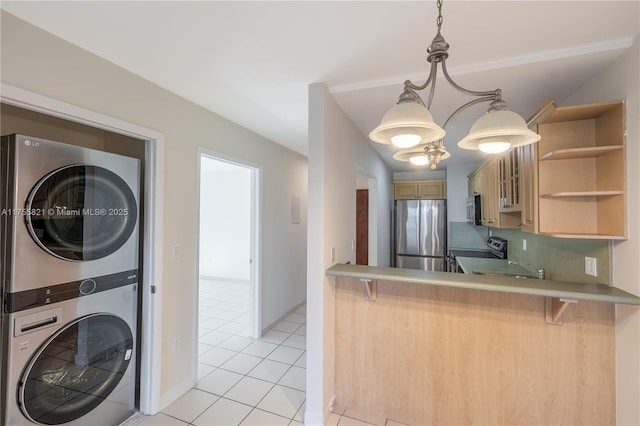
[18, 313, 134, 425]
[26, 165, 137, 261]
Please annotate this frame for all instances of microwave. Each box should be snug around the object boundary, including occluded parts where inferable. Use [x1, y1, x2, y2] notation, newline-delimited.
[466, 194, 482, 226]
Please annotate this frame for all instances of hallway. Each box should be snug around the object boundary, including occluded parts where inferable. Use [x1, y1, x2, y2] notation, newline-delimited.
[136, 278, 306, 425]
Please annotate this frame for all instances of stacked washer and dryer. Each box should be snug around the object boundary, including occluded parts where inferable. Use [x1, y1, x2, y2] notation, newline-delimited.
[1, 134, 141, 426]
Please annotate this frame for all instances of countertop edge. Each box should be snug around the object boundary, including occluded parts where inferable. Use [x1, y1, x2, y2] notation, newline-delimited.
[326, 264, 640, 306]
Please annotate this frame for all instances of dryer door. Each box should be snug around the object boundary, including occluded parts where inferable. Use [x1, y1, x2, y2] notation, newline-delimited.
[18, 313, 134, 425]
[25, 165, 138, 261]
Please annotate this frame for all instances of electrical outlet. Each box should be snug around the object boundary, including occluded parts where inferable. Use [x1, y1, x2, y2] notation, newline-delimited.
[522, 239, 527, 251]
[172, 336, 181, 352]
[585, 257, 597, 277]
[172, 244, 181, 258]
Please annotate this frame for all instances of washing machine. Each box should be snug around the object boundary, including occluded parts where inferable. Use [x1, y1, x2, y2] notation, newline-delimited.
[1, 134, 141, 425]
[2, 280, 138, 426]
[1, 133, 140, 292]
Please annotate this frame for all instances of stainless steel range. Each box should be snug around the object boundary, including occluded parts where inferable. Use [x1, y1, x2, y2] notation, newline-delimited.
[448, 236, 507, 272]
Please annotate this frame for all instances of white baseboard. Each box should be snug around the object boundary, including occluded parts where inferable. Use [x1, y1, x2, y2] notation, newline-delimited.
[261, 299, 307, 335]
[158, 376, 196, 413]
[199, 275, 250, 284]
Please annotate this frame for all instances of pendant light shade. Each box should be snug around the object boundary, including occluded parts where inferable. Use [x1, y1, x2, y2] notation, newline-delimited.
[369, 102, 446, 148]
[393, 142, 451, 170]
[457, 109, 541, 152]
[409, 154, 430, 166]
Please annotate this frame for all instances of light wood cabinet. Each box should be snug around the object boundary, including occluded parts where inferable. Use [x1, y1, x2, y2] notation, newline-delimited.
[480, 160, 500, 227]
[498, 148, 520, 212]
[468, 170, 481, 196]
[470, 99, 626, 238]
[394, 180, 446, 200]
[469, 156, 520, 229]
[519, 143, 538, 234]
[535, 101, 626, 239]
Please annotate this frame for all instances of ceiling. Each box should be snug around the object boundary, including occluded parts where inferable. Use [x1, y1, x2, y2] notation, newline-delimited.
[2, 1, 638, 172]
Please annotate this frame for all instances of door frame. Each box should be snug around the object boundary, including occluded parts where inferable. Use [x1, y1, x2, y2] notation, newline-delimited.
[196, 148, 262, 339]
[1, 83, 164, 414]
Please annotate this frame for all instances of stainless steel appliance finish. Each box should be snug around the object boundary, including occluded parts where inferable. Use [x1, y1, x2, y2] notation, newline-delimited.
[2, 283, 137, 426]
[447, 248, 497, 273]
[486, 236, 508, 259]
[466, 194, 481, 226]
[394, 199, 447, 271]
[1, 134, 140, 426]
[1, 134, 140, 292]
[447, 236, 508, 272]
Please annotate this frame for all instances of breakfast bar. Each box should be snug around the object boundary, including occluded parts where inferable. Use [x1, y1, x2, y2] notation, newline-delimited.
[327, 263, 640, 425]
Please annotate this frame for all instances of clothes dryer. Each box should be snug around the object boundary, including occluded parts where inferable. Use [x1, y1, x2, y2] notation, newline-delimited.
[1, 277, 138, 425]
[1, 133, 140, 295]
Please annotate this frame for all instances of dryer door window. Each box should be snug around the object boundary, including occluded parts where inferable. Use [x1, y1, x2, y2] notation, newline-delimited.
[18, 313, 134, 425]
[26, 165, 138, 261]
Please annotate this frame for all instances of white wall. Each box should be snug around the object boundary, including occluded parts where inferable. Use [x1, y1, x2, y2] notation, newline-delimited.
[1, 11, 308, 400]
[561, 34, 640, 425]
[199, 163, 251, 281]
[446, 162, 479, 223]
[306, 83, 392, 424]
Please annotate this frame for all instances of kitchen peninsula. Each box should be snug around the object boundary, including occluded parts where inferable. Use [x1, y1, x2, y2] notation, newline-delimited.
[327, 263, 640, 425]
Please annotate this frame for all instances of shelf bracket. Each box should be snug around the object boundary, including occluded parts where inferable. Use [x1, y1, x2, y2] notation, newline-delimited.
[360, 279, 376, 301]
[545, 297, 578, 325]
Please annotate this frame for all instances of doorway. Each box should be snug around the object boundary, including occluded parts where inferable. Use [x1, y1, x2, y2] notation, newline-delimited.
[197, 151, 261, 356]
[356, 169, 378, 266]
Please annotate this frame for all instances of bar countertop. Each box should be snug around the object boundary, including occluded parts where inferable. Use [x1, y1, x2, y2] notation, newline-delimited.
[326, 263, 640, 305]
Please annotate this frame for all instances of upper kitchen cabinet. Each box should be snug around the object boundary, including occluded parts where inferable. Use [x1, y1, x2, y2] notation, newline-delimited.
[498, 148, 520, 213]
[534, 100, 626, 239]
[468, 150, 525, 230]
[518, 142, 538, 234]
[394, 180, 446, 200]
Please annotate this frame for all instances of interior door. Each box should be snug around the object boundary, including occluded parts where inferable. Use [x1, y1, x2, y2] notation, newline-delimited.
[356, 189, 368, 265]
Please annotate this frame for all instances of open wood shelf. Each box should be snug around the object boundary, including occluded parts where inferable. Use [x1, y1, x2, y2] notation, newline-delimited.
[536, 100, 626, 239]
[540, 190, 624, 198]
[539, 145, 623, 161]
[538, 231, 627, 240]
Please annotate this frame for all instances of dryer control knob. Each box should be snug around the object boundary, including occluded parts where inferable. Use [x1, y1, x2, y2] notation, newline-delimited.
[79, 279, 97, 295]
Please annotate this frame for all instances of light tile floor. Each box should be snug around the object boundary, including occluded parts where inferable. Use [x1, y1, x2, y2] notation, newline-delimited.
[125, 279, 408, 426]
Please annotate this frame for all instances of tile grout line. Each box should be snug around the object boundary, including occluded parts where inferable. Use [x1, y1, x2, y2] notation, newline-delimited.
[193, 280, 307, 425]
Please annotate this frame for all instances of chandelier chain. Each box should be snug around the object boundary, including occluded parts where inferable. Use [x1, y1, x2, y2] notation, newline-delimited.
[436, 0, 443, 33]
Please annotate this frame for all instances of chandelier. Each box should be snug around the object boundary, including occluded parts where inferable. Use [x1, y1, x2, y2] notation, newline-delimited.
[369, 0, 541, 170]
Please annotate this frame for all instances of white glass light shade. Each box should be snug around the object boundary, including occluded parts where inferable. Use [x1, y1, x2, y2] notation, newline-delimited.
[409, 154, 429, 165]
[393, 145, 450, 165]
[457, 109, 541, 151]
[478, 140, 511, 154]
[391, 132, 422, 148]
[369, 102, 446, 147]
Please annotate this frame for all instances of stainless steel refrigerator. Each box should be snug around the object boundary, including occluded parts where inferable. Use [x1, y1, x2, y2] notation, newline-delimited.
[393, 199, 447, 271]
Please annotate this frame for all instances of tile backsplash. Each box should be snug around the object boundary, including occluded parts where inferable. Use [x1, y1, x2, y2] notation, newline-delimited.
[490, 228, 611, 285]
[449, 222, 489, 250]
